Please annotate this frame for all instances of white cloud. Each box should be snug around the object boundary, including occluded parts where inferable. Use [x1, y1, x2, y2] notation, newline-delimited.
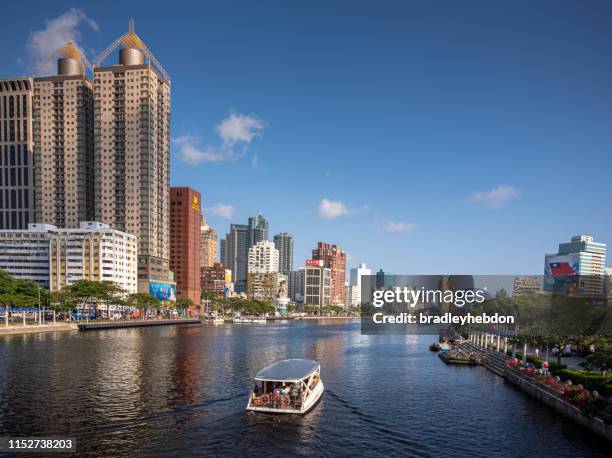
[216, 113, 265, 147]
[172, 136, 239, 164]
[380, 220, 416, 233]
[26, 9, 98, 74]
[318, 198, 349, 219]
[209, 203, 235, 219]
[175, 113, 266, 165]
[470, 185, 522, 208]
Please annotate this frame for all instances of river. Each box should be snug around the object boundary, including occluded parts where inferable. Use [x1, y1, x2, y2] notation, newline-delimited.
[0, 320, 608, 457]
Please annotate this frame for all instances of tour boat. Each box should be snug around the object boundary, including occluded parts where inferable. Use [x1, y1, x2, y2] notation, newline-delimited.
[206, 317, 224, 324]
[246, 359, 324, 414]
[233, 317, 252, 324]
[204, 312, 224, 324]
[251, 317, 267, 324]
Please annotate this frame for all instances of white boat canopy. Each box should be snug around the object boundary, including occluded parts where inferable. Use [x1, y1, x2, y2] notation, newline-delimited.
[254, 359, 319, 382]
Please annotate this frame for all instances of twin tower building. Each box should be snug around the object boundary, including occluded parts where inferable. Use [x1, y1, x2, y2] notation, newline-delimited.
[0, 24, 171, 293]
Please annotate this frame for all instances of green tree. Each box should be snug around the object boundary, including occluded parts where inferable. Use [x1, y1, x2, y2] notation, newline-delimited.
[128, 293, 160, 319]
[64, 280, 125, 314]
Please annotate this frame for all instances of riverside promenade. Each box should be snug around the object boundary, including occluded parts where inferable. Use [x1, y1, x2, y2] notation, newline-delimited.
[0, 323, 78, 336]
[457, 336, 612, 443]
[78, 318, 201, 331]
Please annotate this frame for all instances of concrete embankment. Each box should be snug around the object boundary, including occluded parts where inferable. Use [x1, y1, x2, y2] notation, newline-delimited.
[0, 323, 78, 336]
[457, 340, 612, 443]
[78, 319, 201, 331]
[295, 316, 360, 320]
[504, 368, 612, 442]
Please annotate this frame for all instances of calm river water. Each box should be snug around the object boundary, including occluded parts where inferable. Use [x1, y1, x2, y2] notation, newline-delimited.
[0, 320, 609, 457]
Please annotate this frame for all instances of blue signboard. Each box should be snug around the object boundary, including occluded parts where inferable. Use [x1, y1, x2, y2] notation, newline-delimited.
[149, 282, 176, 301]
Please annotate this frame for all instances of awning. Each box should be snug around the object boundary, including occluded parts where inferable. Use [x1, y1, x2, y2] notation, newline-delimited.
[255, 359, 319, 382]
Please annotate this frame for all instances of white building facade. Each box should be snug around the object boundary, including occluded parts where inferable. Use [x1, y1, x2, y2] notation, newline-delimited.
[248, 240, 279, 274]
[349, 262, 371, 305]
[0, 221, 137, 293]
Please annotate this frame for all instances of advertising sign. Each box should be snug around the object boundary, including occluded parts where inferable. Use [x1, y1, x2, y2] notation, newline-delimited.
[149, 282, 177, 301]
[543, 254, 580, 292]
[191, 195, 200, 212]
[306, 259, 324, 267]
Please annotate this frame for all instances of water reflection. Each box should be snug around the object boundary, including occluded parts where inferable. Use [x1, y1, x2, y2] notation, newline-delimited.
[0, 321, 609, 457]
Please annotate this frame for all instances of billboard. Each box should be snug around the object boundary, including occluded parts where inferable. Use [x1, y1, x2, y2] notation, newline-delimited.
[149, 282, 177, 301]
[543, 254, 580, 293]
[306, 259, 324, 267]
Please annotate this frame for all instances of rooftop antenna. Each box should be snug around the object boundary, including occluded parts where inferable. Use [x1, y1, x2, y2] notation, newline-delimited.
[128, 18, 135, 33]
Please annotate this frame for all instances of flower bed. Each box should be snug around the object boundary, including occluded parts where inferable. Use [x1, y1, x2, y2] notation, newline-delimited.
[506, 361, 612, 420]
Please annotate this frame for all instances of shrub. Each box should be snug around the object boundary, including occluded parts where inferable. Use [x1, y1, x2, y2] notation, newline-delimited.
[556, 369, 612, 394]
[510, 352, 566, 372]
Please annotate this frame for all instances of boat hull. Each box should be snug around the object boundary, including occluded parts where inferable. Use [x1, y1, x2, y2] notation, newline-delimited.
[246, 381, 324, 414]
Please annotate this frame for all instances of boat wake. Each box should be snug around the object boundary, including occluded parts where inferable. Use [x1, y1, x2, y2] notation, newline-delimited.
[325, 389, 430, 455]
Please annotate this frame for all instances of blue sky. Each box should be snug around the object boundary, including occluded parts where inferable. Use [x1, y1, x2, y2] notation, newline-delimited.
[3, 1, 612, 275]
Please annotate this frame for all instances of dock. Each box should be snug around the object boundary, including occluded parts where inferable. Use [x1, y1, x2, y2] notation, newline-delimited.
[78, 319, 201, 331]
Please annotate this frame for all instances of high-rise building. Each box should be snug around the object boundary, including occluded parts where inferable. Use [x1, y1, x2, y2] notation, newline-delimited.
[93, 25, 171, 294]
[304, 259, 331, 311]
[33, 44, 94, 228]
[544, 235, 607, 297]
[248, 240, 279, 273]
[0, 221, 137, 292]
[376, 269, 386, 289]
[248, 213, 268, 247]
[221, 223, 249, 292]
[221, 213, 269, 293]
[349, 262, 371, 305]
[200, 214, 217, 268]
[289, 268, 305, 304]
[170, 187, 201, 305]
[273, 232, 293, 275]
[0, 78, 35, 230]
[312, 242, 346, 306]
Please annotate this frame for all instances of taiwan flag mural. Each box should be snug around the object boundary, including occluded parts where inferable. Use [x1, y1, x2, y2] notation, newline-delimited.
[543, 254, 580, 292]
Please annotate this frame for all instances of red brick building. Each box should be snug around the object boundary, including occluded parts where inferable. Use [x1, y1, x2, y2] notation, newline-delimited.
[201, 262, 227, 297]
[312, 242, 346, 306]
[170, 187, 202, 305]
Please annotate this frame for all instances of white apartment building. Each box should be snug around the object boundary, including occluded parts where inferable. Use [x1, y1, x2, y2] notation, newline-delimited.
[0, 221, 137, 293]
[0, 223, 53, 288]
[305, 264, 331, 309]
[349, 262, 371, 304]
[345, 283, 359, 308]
[248, 240, 279, 274]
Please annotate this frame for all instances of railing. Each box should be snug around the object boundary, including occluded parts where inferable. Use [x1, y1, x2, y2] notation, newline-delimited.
[251, 392, 303, 410]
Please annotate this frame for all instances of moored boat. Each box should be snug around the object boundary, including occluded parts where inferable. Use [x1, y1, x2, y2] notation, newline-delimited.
[246, 359, 324, 414]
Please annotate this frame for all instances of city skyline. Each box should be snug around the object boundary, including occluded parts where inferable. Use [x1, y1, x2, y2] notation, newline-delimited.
[1, 3, 612, 275]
